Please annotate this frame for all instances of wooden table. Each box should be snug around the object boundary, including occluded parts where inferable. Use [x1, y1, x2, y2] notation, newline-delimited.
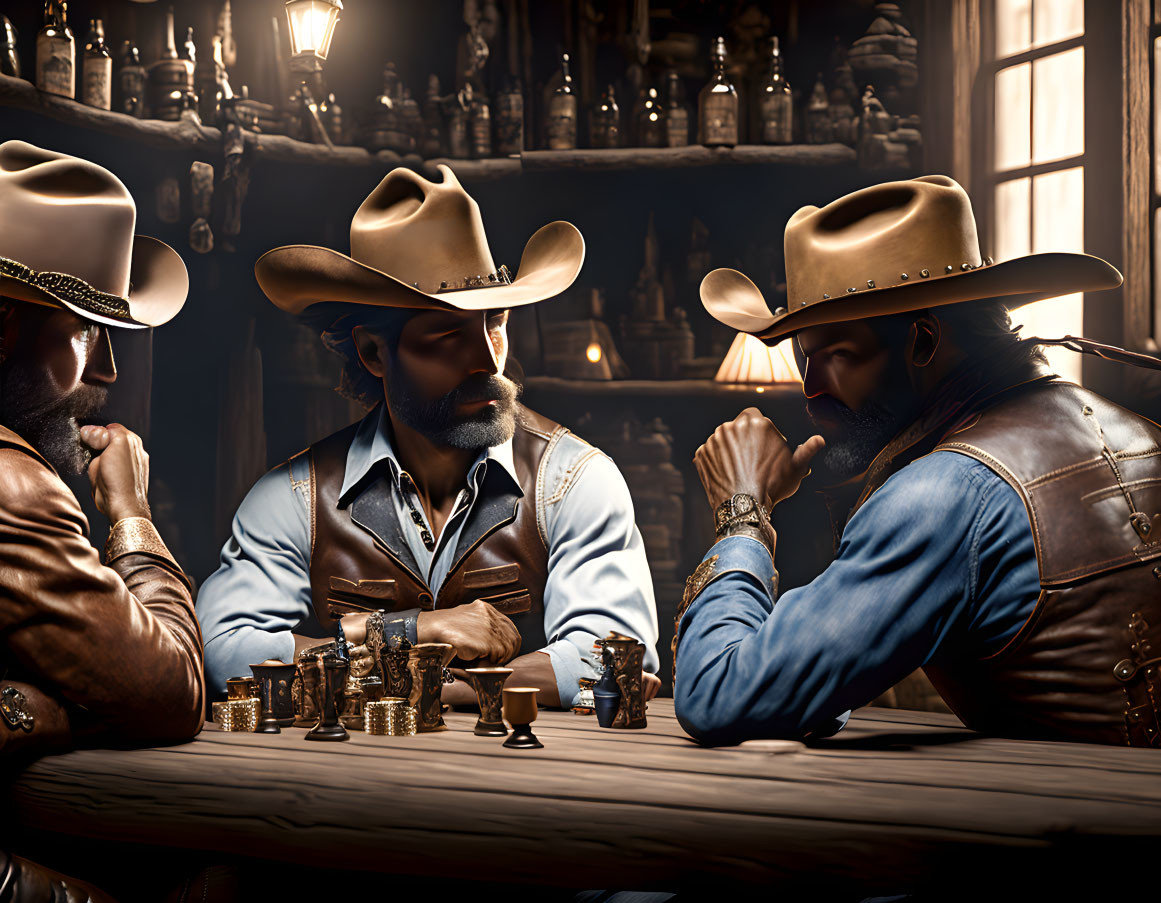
[5, 701, 1160, 899]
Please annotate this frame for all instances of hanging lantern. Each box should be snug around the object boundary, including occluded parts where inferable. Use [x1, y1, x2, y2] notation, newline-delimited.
[285, 0, 342, 72]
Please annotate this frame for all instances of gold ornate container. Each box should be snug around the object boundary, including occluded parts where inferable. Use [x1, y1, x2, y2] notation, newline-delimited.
[211, 698, 260, 732]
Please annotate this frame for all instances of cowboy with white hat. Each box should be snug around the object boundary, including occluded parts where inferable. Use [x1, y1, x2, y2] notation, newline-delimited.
[0, 141, 203, 896]
[674, 174, 1161, 748]
[198, 164, 660, 711]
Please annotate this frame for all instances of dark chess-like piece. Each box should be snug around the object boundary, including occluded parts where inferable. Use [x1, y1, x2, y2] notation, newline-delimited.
[379, 634, 413, 700]
[293, 658, 318, 727]
[251, 661, 298, 728]
[502, 687, 542, 749]
[407, 643, 453, 732]
[603, 632, 647, 729]
[307, 653, 350, 741]
[466, 667, 513, 736]
[251, 670, 281, 734]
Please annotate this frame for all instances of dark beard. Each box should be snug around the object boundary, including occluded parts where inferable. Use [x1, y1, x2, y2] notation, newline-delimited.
[387, 364, 519, 451]
[807, 396, 907, 485]
[0, 359, 107, 475]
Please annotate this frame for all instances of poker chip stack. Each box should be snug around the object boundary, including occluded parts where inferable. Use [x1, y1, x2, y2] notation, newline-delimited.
[211, 698, 261, 732]
[364, 698, 417, 736]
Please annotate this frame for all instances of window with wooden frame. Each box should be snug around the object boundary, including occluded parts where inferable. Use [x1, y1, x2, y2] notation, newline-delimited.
[985, 0, 1086, 382]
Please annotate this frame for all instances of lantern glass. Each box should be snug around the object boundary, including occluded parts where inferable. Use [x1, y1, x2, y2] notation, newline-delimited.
[286, 0, 342, 60]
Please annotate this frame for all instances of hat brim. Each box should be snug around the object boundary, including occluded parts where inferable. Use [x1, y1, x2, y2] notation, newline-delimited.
[0, 235, 189, 330]
[701, 252, 1123, 345]
[254, 220, 586, 316]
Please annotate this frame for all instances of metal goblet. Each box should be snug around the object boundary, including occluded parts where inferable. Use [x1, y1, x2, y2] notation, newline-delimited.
[465, 667, 513, 736]
[501, 687, 542, 749]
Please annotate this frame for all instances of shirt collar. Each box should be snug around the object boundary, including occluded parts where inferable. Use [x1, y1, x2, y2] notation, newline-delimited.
[338, 404, 521, 506]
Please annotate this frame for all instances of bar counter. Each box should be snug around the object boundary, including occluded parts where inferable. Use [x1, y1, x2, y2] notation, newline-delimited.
[4, 701, 1160, 898]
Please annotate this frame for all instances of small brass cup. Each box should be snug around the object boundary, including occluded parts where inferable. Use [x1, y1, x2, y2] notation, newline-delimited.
[501, 687, 542, 749]
[465, 667, 513, 736]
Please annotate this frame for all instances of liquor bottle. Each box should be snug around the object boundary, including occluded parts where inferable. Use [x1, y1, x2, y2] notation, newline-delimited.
[804, 73, 832, 144]
[467, 84, 492, 158]
[698, 36, 737, 148]
[421, 74, 444, 157]
[545, 52, 577, 151]
[444, 87, 469, 158]
[635, 85, 665, 148]
[117, 40, 146, 117]
[589, 84, 620, 149]
[80, 18, 111, 109]
[368, 63, 413, 155]
[400, 86, 424, 154]
[148, 7, 194, 121]
[663, 72, 689, 147]
[494, 77, 524, 155]
[195, 33, 226, 125]
[36, 1, 74, 99]
[758, 37, 793, 145]
[1, 16, 20, 78]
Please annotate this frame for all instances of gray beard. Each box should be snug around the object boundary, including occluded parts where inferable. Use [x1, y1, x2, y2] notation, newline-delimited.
[386, 363, 519, 451]
[0, 360, 105, 475]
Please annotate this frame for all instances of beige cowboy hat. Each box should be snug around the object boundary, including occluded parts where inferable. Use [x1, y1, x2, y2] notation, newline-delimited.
[0, 140, 188, 329]
[701, 174, 1122, 345]
[255, 164, 585, 315]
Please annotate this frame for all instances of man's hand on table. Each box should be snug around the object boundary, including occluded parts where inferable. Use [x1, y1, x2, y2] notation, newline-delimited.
[80, 423, 152, 522]
[417, 600, 520, 663]
[694, 407, 825, 511]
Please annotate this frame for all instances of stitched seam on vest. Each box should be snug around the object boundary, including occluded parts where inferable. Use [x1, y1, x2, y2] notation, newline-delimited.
[1082, 477, 1161, 504]
[937, 441, 1047, 580]
[1113, 449, 1161, 461]
[308, 451, 318, 560]
[1024, 455, 1111, 489]
[535, 426, 569, 548]
[545, 448, 604, 507]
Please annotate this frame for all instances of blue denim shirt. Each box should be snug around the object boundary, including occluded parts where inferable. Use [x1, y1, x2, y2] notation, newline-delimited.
[674, 450, 1040, 746]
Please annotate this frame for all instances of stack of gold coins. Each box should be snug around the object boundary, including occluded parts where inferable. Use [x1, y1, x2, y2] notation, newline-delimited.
[364, 698, 418, 736]
[212, 698, 261, 732]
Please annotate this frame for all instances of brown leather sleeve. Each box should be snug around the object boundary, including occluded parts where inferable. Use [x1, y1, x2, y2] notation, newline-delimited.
[0, 448, 204, 748]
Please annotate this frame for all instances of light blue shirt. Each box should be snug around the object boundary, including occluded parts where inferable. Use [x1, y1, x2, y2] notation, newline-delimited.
[197, 405, 660, 707]
[674, 451, 1040, 746]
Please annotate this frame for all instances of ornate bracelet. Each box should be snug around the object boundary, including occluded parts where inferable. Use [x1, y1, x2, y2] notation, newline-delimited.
[105, 516, 178, 567]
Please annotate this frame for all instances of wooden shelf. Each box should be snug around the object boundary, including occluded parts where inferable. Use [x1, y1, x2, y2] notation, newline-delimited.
[0, 73, 857, 180]
[521, 376, 802, 400]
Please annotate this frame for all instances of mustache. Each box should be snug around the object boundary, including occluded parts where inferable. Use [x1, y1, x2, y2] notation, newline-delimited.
[448, 373, 518, 407]
[806, 396, 857, 425]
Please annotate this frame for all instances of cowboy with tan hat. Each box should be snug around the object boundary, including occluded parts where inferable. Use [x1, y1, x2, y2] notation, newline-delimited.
[674, 174, 1161, 748]
[198, 164, 660, 710]
[0, 141, 203, 896]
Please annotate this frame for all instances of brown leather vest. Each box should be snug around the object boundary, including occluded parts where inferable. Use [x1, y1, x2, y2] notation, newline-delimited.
[301, 405, 567, 655]
[924, 381, 1161, 747]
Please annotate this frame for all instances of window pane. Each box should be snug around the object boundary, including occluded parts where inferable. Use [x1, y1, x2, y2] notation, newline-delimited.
[1032, 166, 1084, 252]
[1032, 47, 1083, 164]
[1023, 166, 1084, 383]
[995, 63, 1031, 170]
[1033, 0, 1083, 47]
[996, 0, 1032, 57]
[994, 177, 1031, 260]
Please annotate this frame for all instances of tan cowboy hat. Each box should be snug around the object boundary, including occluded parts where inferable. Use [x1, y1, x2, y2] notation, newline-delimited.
[0, 140, 188, 329]
[701, 174, 1122, 344]
[255, 164, 585, 315]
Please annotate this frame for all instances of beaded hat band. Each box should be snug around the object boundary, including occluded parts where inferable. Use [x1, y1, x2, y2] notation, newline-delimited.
[0, 255, 133, 322]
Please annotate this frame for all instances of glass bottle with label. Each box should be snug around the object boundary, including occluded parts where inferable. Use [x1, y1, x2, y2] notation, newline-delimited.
[545, 52, 577, 150]
[758, 37, 792, 144]
[147, 7, 193, 121]
[36, 0, 74, 99]
[589, 84, 620, 148]
[494, 77, 524, 155]
[698, 36, 737, 148]
[663, 72, 689, 147]
[117, 40, 146, 117]
[80, 18, 110, 109]
[467, 84, 492, 158]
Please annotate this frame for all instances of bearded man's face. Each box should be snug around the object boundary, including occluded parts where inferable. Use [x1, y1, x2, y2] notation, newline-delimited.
[796, 319, 918, 485]
[0, 302, 115, 474]
[377, 308, 518, 450]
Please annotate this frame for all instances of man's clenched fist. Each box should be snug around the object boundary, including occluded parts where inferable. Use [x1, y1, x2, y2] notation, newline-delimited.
[418, 600, 521, 664]
[79, 423, 151, 522]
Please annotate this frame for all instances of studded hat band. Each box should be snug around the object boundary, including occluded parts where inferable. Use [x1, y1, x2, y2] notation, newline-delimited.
[0, 255, 132, 321]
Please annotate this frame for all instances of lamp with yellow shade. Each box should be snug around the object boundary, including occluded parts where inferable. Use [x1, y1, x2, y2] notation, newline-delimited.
[714, 333, 802, 387]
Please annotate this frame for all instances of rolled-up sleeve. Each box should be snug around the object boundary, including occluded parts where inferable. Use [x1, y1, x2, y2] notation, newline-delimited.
[541, 452, 659, 708]
[674, 454, 1038, 746]
[196, 463, 313, 695]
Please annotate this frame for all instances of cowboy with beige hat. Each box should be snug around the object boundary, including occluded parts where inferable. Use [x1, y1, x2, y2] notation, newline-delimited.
[0, 141, 203, 898]
[674, 174, 1161, 748]
[198, 164, 660, 711]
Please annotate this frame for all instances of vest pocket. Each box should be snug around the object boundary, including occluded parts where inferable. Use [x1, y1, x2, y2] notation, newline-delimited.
[326, 576, 398, 618]
[462, 565, 530, 614]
